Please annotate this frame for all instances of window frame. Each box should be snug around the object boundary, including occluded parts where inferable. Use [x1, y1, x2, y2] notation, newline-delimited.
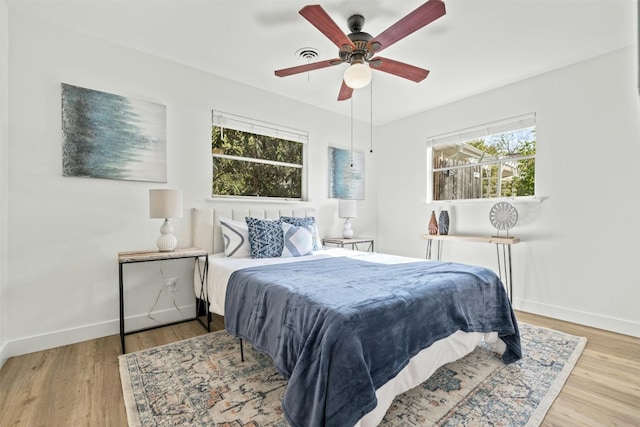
[211, 110, 309, 201]
[426, 113, 537, 203]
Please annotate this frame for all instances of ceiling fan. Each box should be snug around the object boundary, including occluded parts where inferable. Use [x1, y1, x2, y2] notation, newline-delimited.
[274, 0, 446, 101]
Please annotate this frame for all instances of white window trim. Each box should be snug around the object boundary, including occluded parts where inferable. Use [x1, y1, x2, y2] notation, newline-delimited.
[213, 153, 303, 169]
[426, 113, 536, 203]
[212, 110, 308, 144]
[432, 154, 536, 173]
[426, 113, 535, 147]
[211, 110, 309, 201]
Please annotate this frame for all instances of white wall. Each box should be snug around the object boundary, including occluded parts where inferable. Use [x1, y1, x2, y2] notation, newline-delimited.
[4, 7, 637, 367]
[0, 0, 10, 367]
[377, 47, 640, 337]
[3, 11, 378, 361]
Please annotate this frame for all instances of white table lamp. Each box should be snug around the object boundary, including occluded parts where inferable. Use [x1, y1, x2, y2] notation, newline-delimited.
[149, 189, 183, 252]
[338, 199, 357, 239]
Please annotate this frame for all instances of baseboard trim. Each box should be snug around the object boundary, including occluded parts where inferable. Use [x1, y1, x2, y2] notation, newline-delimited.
[514, 298, 640, 338]
[0, 339, 8, 370]
[3, 299, 638, 362]
[1, 304, 197, 360]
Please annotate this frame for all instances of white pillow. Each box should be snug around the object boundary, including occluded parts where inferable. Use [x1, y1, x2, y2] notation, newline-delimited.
[281, 222, 313, 257]
[280, 216, 323, 251]
[219, 217, 251, 258]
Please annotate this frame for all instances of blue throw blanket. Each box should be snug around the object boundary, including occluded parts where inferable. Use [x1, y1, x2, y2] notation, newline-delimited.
[225, 257, 521, 427]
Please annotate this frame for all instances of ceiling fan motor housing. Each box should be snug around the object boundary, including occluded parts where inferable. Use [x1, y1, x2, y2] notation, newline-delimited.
[340, 14, 374, 64]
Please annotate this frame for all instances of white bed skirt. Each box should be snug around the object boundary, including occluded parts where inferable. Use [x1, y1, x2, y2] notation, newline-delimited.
[194, 248, 506, 426]
[356, 330, 503, 426]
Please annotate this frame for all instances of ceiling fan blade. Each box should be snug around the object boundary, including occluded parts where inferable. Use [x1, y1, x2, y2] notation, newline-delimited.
[370, 57, 430, 82]
[275, 58, 344, 77]
[368, 0, 446, 53]
[337, 80, 353, 101]
[300, 5, 355, 49]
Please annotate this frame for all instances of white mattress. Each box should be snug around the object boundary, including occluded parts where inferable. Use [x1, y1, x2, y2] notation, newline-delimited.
[196, 248, 420, 316]
[194, 248, 504, 426]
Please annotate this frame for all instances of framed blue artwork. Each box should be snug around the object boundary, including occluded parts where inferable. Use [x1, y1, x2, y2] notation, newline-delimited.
[61, 83, 167, 182]
[328, 146, 364, 199]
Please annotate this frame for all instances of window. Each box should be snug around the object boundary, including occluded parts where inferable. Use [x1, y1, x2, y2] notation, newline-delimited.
[211, 111, 308, 199]
[427, 114, 536, 201]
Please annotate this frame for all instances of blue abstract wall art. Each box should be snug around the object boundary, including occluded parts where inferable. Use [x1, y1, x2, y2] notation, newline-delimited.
[61, 83, 167, 182]
[328, 146, 364, 199]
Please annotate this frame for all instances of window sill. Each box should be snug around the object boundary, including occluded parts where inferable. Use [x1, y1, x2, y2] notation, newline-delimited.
[425, 196, 545, 206]
[208, 196, 309, 205]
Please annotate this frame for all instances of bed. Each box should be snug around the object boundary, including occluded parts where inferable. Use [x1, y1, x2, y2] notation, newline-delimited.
[192, 207, 521, 427]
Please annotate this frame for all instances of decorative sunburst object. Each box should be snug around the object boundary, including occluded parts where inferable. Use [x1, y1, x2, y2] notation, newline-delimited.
[489, 202, 518, 236]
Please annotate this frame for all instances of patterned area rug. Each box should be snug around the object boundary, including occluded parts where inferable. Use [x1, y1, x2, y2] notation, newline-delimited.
[119, 322, 586, 426]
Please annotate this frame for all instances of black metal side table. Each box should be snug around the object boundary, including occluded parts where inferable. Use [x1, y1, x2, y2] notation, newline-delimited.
[322, 237, 375, 252]
[118, 247, 209, 353]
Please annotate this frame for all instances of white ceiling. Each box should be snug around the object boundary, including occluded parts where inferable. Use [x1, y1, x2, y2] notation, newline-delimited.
[6, 0, 637, 124]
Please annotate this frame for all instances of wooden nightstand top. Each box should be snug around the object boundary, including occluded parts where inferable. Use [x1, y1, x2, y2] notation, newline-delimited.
[419, 234, 520, 245]
[322, 237, 374, 245]
[118, 247, 208, 264]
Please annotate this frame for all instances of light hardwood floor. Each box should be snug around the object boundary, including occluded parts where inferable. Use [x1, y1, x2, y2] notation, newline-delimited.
[0, 311, 638, 426]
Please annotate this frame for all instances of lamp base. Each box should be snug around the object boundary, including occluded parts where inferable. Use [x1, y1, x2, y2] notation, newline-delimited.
[156, 218, 177, 252]
[342, 218, 354, 239]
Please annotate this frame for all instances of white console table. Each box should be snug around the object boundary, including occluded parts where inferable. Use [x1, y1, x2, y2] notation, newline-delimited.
[420, 234, 520, 302]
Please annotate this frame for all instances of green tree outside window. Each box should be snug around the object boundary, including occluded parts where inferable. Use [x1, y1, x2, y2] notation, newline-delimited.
[211, 126, 304, 198]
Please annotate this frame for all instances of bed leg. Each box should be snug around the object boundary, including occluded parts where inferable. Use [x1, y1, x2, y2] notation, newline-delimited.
[240, 338, 245, 362]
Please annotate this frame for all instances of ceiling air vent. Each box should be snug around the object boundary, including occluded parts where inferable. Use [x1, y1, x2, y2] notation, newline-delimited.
[295, 47, 319, 61]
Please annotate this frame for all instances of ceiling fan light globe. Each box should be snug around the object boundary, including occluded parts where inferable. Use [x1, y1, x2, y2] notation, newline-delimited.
[344, 63, 372, 89]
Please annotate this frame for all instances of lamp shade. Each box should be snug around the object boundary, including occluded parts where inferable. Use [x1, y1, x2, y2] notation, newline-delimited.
[344, 63, 372, 89]
[338, 199, 357, 219]
[149, 189, 183, 219]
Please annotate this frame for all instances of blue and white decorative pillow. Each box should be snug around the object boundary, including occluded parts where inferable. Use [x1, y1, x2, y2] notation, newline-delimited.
[219, 217, 251, 258]
[281, 222, 313, 257]
[280, 216, 322, 251]
[246, 217, 284, 258]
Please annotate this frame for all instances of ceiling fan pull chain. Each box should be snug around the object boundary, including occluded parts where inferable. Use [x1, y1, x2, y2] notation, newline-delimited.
[370, 77, 374, 153]
[350, 96, 354, 167]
